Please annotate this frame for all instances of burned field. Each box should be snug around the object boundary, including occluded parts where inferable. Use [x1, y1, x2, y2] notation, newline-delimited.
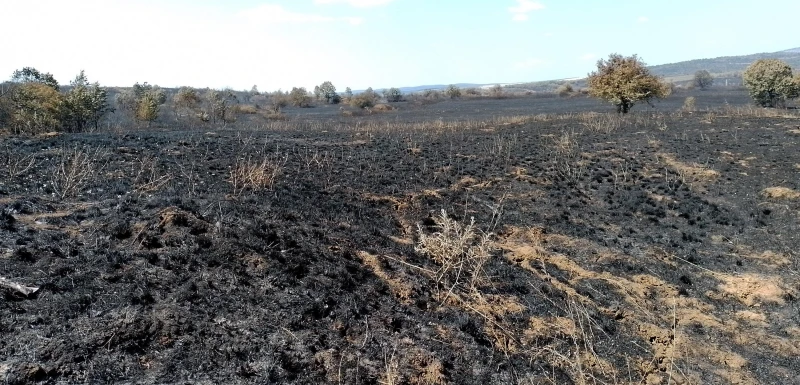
[1, 94, 799, 384]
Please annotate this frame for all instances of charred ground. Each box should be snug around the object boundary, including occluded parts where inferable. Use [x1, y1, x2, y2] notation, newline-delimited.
[1, 91, 799, 384]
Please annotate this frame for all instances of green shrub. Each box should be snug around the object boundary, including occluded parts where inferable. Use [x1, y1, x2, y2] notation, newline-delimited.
[742, 59, 799, 108]
[587, 53, 670, 113]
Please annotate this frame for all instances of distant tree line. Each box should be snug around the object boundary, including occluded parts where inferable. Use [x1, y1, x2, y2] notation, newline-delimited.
[5, 57, 798, 134]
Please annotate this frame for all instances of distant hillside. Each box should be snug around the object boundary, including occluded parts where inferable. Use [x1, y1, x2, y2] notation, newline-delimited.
[648, 48, 800, 78]
[510, 47, 800, 91]
[363, 83, 486, 94]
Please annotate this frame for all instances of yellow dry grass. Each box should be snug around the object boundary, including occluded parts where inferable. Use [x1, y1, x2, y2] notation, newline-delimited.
[761, 186, 800, 200]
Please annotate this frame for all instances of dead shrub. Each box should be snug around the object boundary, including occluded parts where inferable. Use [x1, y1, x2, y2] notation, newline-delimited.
[556, 83, 574, 97]
[415, 210, 494, 297]
[133, 155, 172, 194]
[50, 146, 105, 199]
[682, 96, 696, 112]
[1, 144, 37, 178]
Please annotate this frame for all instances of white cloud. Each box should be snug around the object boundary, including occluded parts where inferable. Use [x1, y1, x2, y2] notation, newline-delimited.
[544, 32, 554, 37]
[314, 0, 395, 7]
[637, 16, 649, 23]
[579, 53, 596, 61]
[509, 0, 544, 21]
[514, 58, 545, 69]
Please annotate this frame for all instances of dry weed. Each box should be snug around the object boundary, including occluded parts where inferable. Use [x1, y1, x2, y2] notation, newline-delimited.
[415, 210, 494, 298]
[229, 155, 284, 195]
[579, 112, 622, 133]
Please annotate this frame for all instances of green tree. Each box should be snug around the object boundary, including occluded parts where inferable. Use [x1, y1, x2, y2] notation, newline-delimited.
[445, 84, 462, 99]
[383, 87, 403, 102]
[7, 82, 63, 134]
[289, 87, 312, 107]
[587, 53, 671, 113]
[318, 81, 338, 104]
[4, 67, 63, 134]
[11, 67, 59, 91]
[693, 70, 714, 90]
[62, 70, 111, 132]
[742, 59, 800, 108]
[117, 82, 166, 126]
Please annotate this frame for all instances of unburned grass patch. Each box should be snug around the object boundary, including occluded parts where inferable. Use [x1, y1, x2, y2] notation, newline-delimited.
[761, 186, 800, 200]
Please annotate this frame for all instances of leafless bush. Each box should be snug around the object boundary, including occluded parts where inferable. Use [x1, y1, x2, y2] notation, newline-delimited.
[133, 155, 172, 194]
[415, 210, 494, 298]
[50, 146, 105, 199]
[1, 144, 37, 178]
[229, 155, 284, 195]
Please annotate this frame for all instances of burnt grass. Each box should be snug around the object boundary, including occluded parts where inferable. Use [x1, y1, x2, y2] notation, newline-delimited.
[1, 91, 799, 384]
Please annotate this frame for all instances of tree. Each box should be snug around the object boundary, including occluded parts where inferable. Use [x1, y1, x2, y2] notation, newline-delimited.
[117, 82, 166, 126]
[586, 53, 671, 113]
[344, 87, 353, 100]
[445, 84, 462, 99]
[11, 67, 59, 91]
[289, 87, 312, 107]
[62, 70, 111, 132]
[383, 87, 403, 102]
[693, 70, 714, 90]
[742, 59, 800, 108]
[172, 87, 202, 122]
[318, 81, 338, 104]
[3, 67, 63, 134]
[6, 82, 63, 134]
[350, 87, 379, 109]
[313, 85, 322, 100]
[205, 89, 238, 125]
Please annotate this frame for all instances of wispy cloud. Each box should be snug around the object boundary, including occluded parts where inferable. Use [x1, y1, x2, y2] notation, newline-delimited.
[637, 16, 649, 23]
[314, 0, 395, 7]
[240, 4, 358, 24]
[509, 0, 545, 22]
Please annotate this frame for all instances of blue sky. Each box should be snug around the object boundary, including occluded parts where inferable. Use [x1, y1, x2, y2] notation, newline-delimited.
[1, 0, 798, 91]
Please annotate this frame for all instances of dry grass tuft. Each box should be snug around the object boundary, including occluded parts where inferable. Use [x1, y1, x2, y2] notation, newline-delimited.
[761, 186, 800, 200]
[658, 153, 719, 185]
[229, 155, 283, 195]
